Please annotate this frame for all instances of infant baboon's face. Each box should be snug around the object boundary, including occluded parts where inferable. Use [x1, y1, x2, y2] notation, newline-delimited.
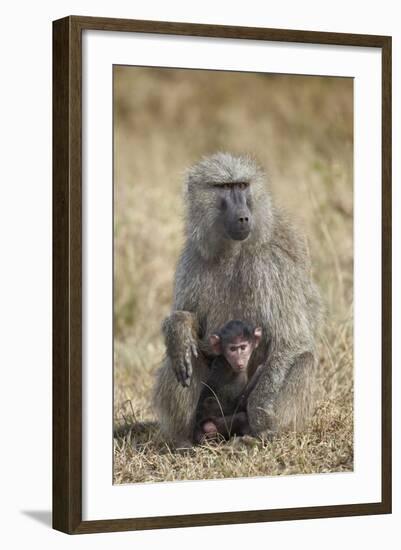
[223, 337, 253, 372]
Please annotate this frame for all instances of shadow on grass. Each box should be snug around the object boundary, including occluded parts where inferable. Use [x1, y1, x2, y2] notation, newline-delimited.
[114, 420, 159, 440]
[113, 419, 196, 458]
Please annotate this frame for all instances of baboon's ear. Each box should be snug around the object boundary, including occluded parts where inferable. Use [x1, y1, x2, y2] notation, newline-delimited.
[254, 327, 262, 348]
[209, 334, 222, 355]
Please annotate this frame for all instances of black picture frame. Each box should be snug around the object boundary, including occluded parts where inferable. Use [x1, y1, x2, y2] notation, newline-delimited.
[53, 15, 392, 534]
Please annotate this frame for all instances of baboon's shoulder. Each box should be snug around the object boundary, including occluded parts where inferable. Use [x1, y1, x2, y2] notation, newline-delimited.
[270, 208, 311, 270]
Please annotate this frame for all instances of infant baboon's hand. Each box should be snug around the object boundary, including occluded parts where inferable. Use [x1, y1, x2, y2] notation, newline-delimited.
[162, 311, 199, 387]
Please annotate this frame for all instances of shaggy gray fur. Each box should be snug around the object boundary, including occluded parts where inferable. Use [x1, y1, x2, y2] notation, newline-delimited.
[153, 153, 323, 445]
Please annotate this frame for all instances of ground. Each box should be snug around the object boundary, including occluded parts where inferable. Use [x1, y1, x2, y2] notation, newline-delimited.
[113, 67, 353, 484]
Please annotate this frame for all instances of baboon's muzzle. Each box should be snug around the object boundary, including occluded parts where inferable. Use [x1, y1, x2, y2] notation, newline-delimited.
[223, 188, 252, 241]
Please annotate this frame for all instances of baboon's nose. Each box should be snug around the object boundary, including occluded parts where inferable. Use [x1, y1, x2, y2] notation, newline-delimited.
[227, 211, 251, 240]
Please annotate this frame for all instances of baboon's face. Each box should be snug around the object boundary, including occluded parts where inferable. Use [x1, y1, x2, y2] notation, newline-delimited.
[214, 182, 253, 241]
[223, 336, 253, 372]
[186, 154, 271, 253]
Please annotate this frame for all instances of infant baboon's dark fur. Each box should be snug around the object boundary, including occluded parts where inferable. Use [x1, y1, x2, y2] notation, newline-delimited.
[193, 320, 262, 444]
[153, 153, 322, 446]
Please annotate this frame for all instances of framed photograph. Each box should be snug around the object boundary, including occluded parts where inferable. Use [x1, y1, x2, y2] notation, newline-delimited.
[53, 15, 392, 534]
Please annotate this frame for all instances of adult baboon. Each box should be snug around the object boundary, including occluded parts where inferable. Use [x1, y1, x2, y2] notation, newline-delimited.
[153, 153, 322, 446]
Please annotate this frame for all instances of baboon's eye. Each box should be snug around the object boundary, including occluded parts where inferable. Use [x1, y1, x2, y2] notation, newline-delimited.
[215, 183, 231, 190]
[238, 182, 249, 190]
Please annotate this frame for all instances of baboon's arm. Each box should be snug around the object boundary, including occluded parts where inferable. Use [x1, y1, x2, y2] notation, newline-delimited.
[162, 311, 199, 387]
[162, 245, 204, 386]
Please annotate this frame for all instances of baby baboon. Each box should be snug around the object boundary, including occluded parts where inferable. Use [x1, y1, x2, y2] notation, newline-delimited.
[153, 153, 323, 446]
[193, 320, 262, 444]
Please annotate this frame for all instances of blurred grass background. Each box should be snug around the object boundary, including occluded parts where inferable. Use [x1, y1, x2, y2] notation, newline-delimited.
[113, 66, 353, 483]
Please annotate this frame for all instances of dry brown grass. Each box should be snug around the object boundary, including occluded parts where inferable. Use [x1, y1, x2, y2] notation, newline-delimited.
[113, 67, 353, 484]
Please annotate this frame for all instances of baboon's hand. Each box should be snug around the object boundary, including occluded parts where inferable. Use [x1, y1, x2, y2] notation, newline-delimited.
[172, 332, 198, 387]
[162, 311, 199, 387]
